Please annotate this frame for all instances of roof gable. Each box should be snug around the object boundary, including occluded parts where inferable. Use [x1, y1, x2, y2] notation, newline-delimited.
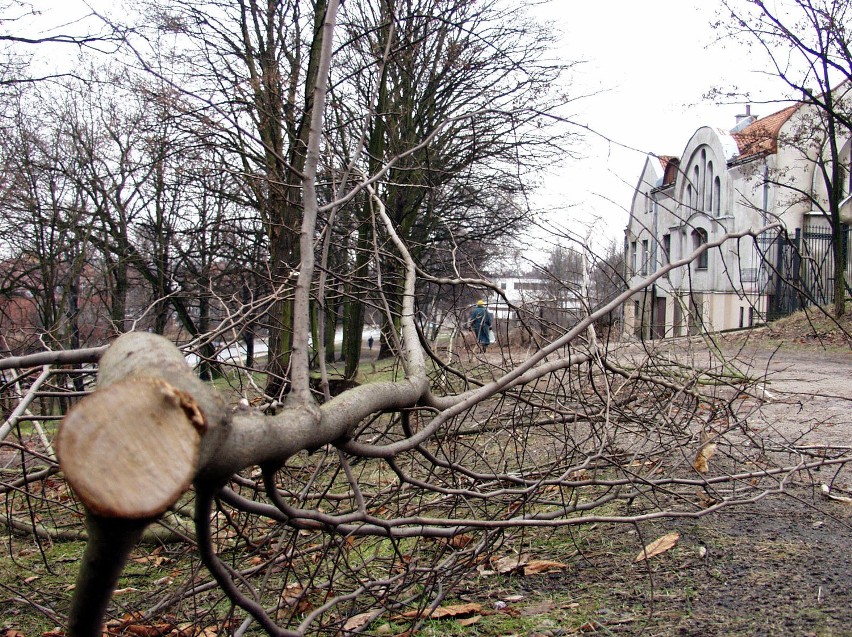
[731, 104, 799, 158]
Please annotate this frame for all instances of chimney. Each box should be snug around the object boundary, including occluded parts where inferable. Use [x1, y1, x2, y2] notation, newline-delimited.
[731, 104, 757, 132]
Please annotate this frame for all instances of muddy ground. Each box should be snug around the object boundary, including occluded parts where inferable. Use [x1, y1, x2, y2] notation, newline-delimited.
[666, 340, 852, 637]
[470, 325, 852, 637]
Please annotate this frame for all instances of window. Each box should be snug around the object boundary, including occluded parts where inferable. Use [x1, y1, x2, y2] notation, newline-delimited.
[662, 234, 671, 265]
[641, 240, 649, 275]
[691, 228, 708, 270]
[706, 161, 714, 212]
[693, 165, 701, 210]
[630, 241, 637, 275]
[713, 176, 721, 216]
[516, 282, 545, 291]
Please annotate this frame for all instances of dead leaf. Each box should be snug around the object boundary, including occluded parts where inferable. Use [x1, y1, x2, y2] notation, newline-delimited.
[447, 533, 473, 549]
[520, 601, 556, 616]
[456, 615, 481, 626]
[132, 555, 172, 567]
[277, 582, 313, 616]
[821, 484, 852, 504]
[397, 602, 482, 620]
[693, 442, 717, 473]
[342, 610, 381, 633]
[695, 489, 719, 508]
[124, 624, 174, 637]
[635, 532, 680, 562]
[522, 559, 568, 575]
[24, 575, 40, 583]
[494, 553, 529, 574]
[113, 587, 139, 595]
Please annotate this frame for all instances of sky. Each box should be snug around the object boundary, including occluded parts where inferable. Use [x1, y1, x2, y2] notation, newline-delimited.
[529, 0, 785, 250]
[24, 0, 784, 253]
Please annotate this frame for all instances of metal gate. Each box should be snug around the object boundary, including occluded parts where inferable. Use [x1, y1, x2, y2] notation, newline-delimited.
[765, 224, 851, 320]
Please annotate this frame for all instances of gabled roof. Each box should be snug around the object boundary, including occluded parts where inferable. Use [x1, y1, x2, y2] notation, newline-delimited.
[731, 104, 799, 158]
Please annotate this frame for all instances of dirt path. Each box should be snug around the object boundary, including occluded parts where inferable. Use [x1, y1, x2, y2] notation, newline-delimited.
[597, 342, 852, 636]
[464, 340, 852, 637]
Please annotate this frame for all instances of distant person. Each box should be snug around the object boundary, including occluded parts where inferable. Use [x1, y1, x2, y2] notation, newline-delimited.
[368, 335, 374, 350]
[469, 300, 493, 352]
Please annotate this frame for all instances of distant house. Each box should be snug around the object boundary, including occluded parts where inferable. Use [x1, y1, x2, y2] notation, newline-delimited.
[483, 273, 584, 335]
[625, 96, 852, 339]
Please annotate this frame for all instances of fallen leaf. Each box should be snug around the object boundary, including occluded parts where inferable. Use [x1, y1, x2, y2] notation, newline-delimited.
[821, 484, 852, 504]
[132, 555, 171, 567]
[693, 442, 717, 473]
[523, 559, 568, 575]
[494, 553, 529, 574]
[24, 575, 40, 583]
[447, 533, 473, 549]
[113, 587, 139, 595]
[397, 602, 482, 620]
[277, 582, 313, 616]
[281, 583, 305, 606]
[342, 610, 381, 633]
[635, 532, 680, 562]
[695, 490, 719, 508]
[124, 624, 174, 637]
[456, 615, 481, 626]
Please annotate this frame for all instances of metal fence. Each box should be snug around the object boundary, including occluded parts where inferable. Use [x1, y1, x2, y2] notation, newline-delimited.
[766, 224, 851, 321]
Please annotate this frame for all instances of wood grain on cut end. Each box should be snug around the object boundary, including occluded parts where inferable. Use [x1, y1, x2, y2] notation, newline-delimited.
[57, 377, 203, 519]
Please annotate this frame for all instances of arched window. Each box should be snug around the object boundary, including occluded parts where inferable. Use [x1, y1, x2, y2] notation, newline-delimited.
[686, 184, 694, 210]
[706, 161, 714, 212]
[692, 228, 708, 270]
[713, 176, 721, 216]
[692, 165, 700, 210]
[699, 150, 707, 208]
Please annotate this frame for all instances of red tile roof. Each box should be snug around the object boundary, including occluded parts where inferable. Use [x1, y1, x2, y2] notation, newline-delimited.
[732, 104, 800, 158]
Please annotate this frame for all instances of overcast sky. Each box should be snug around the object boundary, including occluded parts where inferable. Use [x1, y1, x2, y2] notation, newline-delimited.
[529, 0, 786, 249]
[29, 0, 784, 253]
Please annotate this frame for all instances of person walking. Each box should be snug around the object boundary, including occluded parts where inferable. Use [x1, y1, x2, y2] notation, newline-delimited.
[469, 300, 493, 352]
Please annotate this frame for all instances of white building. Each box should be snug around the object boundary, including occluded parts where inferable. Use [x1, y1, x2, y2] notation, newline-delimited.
[485, 273, 584, 325]
[625, 96, 852, 339]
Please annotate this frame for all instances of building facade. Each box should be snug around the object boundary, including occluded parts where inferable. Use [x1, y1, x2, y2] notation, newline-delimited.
[625, 99, 852, 339]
